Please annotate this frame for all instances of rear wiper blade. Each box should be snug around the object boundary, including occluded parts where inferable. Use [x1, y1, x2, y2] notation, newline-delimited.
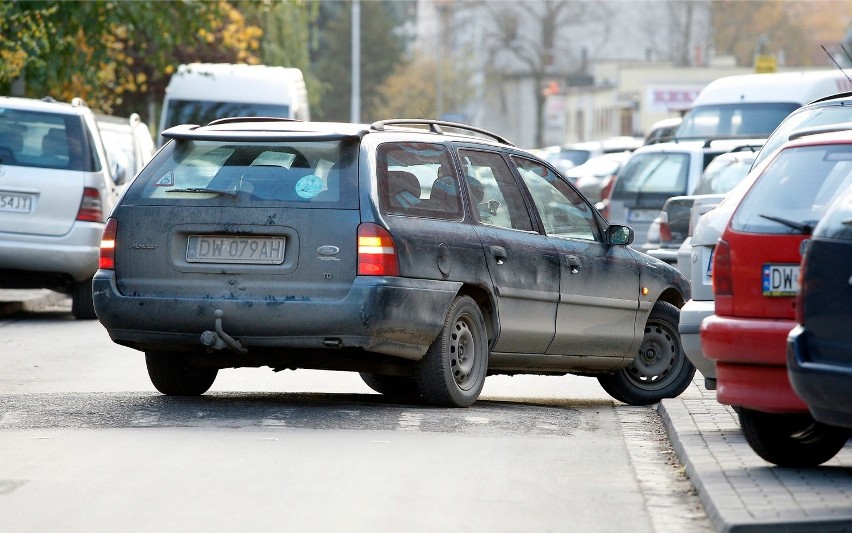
[758, 214, 814, 234]
[166, 188, 240, 200]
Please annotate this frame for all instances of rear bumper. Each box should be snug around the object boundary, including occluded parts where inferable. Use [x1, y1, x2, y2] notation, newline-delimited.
[0, 222, 102, 284]
[788, 325, 852, 428]
[93, 270, 461, 361]
[702, 314, 806, 412]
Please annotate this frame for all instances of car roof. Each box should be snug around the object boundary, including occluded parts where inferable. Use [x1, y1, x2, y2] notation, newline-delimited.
[779, 128, 852, 148]
[0, 96, 90, 116]
[162, 118, 517, 148]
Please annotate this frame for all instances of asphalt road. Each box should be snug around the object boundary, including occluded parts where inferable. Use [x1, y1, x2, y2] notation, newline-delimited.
[0, 300, 711, 532]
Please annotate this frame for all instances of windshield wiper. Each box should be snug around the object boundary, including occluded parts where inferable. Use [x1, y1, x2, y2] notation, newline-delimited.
[166, 188, 241, 200]
[758, 214, 814, 234]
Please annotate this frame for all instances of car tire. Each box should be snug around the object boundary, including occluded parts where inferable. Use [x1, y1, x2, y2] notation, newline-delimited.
[598, 301, 695, 405]
[738, 408, 849, 467]
[145, 352, 218, 396]
[71, 278, 97, 320]
[415, 295, 488, 407]
[359, 372, 421, 401]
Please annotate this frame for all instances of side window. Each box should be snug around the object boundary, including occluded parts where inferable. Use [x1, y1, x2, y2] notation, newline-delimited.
[376, 142, 462, 220]
[512, 156, 601, 241]
[457, 149, 534, 231]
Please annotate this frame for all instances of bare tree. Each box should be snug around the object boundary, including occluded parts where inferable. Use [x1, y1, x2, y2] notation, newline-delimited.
[481, 0, 612, 147]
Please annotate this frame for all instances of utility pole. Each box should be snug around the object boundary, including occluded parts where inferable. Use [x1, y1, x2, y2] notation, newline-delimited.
[350, 0, 361, 123]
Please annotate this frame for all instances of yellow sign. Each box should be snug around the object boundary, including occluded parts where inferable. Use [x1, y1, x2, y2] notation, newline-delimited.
[755, 55, 777, 73]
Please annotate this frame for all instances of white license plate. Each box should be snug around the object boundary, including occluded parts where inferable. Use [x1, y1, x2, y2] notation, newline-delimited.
[627, 209, 659, 223]
[762, 264, 800, 296]
[0, 192, 33, 213]
[186, 235, 285, 264]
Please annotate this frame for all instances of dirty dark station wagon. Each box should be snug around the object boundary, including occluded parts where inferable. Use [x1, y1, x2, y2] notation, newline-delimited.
[93, 118, 693, 407]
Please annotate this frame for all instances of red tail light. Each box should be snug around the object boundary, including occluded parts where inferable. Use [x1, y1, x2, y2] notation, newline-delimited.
[712, 239, 733, 315]
[99, 218, 117, 270]
[76, 187, 103, 222]
[357, 223, 399, 276]
[658, 211, 672, 243]
[600, 174, 616, 201]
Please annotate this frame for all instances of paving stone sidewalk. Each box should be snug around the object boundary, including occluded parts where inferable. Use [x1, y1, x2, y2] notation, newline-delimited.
[659, 379, 852, 533]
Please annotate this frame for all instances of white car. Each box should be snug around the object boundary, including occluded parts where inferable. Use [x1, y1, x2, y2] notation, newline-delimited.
[0, 96, 122, 318]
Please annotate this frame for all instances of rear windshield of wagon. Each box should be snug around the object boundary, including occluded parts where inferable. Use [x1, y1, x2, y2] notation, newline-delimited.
[124, 139, 359, 208]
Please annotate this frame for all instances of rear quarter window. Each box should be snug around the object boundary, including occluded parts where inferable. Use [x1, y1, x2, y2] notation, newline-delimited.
[732, 144, 852, 234]
[124, 139, 359, 208]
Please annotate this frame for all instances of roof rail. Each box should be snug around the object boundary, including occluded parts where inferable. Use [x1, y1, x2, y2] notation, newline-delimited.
[206, 116, 302, 126]
[371, 119, 515, 146]
[788, 121, 852, 141]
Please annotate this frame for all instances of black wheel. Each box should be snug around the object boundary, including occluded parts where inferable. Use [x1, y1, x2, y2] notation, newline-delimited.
[738, 408, 849, 467]
[415, 295, 488, 407]
[598, 301, 695, 405]
[145, 352, 218, 396]
[359, 372, 421, 401]
[71, 278, 97, 320]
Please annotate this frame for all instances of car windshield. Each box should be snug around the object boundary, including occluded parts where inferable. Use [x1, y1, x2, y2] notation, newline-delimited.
[692, 154, 755, 194]
[732, 144, 852, 234]
[752, 103, 852, 169]
[612, 151, 690, 196]
[163, 99, 291, 130]
[676, 103, 799, 139]
[125, 139, 359, 208]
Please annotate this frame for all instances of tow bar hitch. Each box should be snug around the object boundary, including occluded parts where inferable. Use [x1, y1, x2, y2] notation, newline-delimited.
[200, 309, 248, 354]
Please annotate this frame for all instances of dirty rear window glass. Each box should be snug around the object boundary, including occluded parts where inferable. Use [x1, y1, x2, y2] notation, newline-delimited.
[0, 108, 97, 171]
[125, 139, 359, 208]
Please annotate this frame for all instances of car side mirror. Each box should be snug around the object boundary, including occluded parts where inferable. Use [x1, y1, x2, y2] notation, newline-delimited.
[606, 224, 634, 246]
[111, 161, 127, 185]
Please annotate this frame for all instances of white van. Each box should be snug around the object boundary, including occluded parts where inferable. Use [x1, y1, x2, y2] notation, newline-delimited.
[158, 63, 310, 145]
[675, 70, 852, 141]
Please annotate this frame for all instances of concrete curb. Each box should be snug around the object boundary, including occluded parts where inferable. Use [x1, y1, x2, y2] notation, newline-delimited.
[659, 381, 852, 533]
[0, 290, 69, 318]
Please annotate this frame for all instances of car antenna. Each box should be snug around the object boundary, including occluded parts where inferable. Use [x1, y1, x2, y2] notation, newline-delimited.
[821, 44, 852, 85]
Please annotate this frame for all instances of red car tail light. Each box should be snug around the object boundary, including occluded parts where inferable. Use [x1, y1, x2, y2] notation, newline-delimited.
[713, 238, 733, 315]
[100, 218, 117, 270]
[658, 211, 672, 243]
[76, 187, 104, 222]
[357, 223, 399, 276]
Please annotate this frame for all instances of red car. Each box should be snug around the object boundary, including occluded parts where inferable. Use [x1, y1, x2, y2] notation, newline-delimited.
[701, 130, 852, 467]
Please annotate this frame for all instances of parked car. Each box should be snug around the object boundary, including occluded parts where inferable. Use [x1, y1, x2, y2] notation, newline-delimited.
[751, 91, 852, 170]
[643, 117, 681, 145]
[787, 183, 852, 431]
[679, 101, 852, 390]
[645, 149, 758, 263]
[701, 129, 852, 466]
[547, 136, 642, 175]
[93, 118, 693, 407]
[605, 139, 758, 252]
[566, 151, 632, 203]
[96, 112, 156, 181]
[0, 96, 122, 319]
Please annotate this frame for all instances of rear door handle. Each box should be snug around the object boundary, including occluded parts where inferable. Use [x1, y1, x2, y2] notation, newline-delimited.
[489, 245, 508, 265]
[566, 254, 581, 274]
